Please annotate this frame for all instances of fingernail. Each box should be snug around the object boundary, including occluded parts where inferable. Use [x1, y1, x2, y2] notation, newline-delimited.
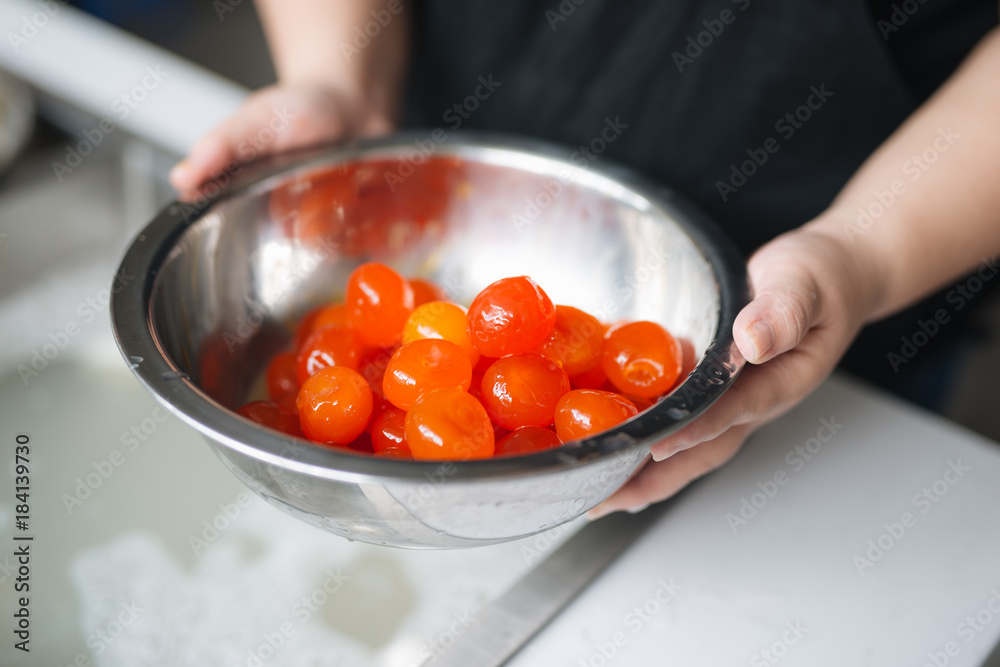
[170, 159, 190, 180]
[745, 319, 775, 362]
[651, 443, 682, 462]
[586, 504, 615, 521]
[627, 504, 649, 514]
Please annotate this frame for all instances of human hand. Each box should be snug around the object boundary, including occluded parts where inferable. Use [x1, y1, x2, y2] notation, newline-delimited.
[169, 83, 392, 200]
[588, 225, 880, 518]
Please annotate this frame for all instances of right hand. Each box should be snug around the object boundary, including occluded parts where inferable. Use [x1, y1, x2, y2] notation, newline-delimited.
[169, 83, 393, 200]
[590, 225, 879, 517]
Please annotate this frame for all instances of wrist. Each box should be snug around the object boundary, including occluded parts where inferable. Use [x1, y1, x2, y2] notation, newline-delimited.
[275, 36, 407, 133]
[799, 209, 889, 326]
[277, 78, 397, 135]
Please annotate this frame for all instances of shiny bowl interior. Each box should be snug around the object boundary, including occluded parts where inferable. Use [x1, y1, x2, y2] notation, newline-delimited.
[111, 134, 749, 548]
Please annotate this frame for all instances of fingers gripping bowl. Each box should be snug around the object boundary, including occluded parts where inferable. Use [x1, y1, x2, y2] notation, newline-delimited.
[111, 135, 749, 548]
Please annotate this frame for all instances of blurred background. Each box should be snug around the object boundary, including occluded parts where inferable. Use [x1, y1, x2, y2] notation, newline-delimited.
[2, 2, 1000, 666]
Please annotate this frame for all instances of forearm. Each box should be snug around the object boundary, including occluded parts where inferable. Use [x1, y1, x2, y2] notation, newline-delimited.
[807, 26, 1000, 322]
[254, 0, 410, 122]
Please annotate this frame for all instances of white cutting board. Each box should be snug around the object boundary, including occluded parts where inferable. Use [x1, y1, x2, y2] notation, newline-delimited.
[508, 375, 1000, 667]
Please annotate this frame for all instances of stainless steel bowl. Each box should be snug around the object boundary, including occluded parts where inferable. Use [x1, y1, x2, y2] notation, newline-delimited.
[111, 134, 749, 548]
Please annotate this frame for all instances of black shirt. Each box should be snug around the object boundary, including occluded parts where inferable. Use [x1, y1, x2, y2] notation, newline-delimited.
[402, 0, 998, 403]
[405, 0, 995, 252]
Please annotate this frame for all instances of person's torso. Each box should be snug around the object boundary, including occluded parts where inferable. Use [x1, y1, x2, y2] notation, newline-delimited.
[404, 0, 996, 254]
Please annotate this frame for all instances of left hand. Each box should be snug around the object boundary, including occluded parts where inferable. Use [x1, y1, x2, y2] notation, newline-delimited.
[588, 224, 879, 518]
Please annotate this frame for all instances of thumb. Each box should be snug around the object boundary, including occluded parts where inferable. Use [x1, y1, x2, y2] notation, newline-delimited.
[733, 250, 821, 364]
[170, 132, 232, 193]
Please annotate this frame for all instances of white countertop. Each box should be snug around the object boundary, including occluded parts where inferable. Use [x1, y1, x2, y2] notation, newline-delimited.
[509, 375, 1000, 667]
